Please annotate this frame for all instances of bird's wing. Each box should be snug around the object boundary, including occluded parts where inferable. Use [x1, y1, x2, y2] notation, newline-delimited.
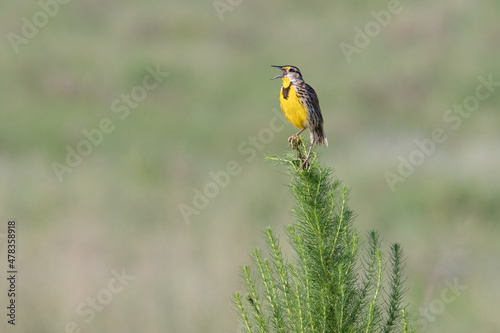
[305, 84, 323, 124]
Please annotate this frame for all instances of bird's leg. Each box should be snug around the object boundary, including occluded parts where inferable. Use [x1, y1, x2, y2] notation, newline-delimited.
[288, 128, 305, 147]
[297, 142, 314, 171]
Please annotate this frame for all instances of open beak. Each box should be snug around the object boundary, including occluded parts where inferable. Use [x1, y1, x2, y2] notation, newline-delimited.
[271, 65, 284, 79]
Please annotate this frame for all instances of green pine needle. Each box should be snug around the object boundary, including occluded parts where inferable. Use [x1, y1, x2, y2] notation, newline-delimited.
[235, 148, 415, 333]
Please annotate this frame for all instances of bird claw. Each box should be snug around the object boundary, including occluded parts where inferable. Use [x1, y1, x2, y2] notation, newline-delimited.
[288, 135, 302, 149]
[297, 158, 309, 172]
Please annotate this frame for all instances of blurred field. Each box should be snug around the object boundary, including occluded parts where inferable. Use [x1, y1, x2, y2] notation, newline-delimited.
[1, 0, 499, 332]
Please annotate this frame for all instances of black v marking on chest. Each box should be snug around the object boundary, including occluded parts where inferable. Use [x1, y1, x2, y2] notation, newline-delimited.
[282, 83, 291, 99]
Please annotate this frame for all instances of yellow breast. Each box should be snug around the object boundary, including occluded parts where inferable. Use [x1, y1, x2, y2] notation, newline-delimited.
[279, 82, 308, 130]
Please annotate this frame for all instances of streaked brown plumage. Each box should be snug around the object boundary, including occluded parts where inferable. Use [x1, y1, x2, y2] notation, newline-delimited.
[271, 65, 327, 170]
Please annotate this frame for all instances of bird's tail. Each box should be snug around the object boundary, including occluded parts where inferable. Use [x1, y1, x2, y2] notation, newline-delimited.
[311, 127, 328, 147]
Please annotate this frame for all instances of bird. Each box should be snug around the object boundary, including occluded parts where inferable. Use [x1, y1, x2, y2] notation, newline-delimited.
[271, 65, 328, 170]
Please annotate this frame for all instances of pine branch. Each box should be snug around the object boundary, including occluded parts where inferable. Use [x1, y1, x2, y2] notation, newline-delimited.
[363, 247, 382, 333]
[242, 265, 268, 333]
[266, 229, 299, 333]
[382, 244, 406, 333]
[235, 292, 253, 333]
[235, 144, 415, 333]
[253, 249, 285, 333]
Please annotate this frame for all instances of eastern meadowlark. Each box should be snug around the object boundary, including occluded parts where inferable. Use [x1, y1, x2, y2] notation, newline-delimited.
[271, 65, 328, 170]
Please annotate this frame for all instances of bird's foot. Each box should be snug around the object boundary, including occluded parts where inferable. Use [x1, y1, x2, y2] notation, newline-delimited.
[288, 135, 302, 149]
[297, 157, 310, 172]
[296, 142, 314, 172]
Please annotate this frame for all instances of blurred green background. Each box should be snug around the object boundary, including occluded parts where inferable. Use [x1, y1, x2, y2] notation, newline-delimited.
[1, 0, 499, 331]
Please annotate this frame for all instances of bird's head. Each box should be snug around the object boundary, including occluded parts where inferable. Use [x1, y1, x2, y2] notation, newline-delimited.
[271, 65, 303, 84]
